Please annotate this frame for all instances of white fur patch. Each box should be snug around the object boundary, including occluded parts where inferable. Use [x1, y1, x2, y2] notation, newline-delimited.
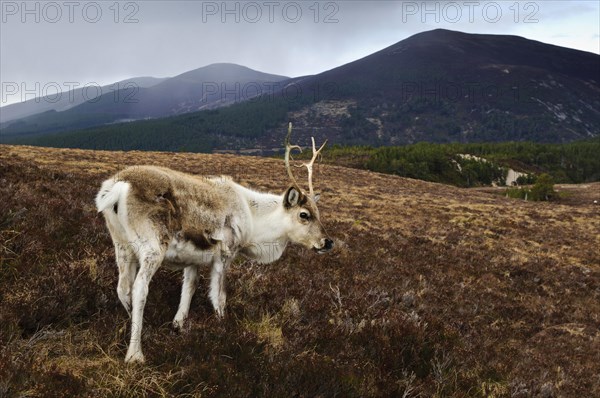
[96, 180, 129, 213]
[164, 235, 214, 269]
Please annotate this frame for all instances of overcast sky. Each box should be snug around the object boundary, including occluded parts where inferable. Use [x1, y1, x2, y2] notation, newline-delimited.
[1, 0, 599, 106]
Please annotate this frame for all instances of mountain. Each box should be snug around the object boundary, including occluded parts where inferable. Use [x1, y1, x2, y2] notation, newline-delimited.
[280, 28, 600, 145]
[3, 29, 599, 151]
[0, 64, 289, 136]
[64, 63, 289, 118]
[0, 77, 167, 124]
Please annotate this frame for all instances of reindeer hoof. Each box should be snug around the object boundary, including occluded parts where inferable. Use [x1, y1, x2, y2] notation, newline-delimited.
[125, 350, 145, 364]
[172, 317, 186, 331]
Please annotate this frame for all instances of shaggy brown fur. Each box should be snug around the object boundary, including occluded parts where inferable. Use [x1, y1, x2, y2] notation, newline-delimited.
[113, 166, 233, 248]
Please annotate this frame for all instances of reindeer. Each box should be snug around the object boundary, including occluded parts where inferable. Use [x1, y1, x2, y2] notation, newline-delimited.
[95, 123, 334, 363]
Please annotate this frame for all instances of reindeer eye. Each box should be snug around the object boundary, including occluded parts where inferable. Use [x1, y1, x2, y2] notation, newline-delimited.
[299, 211, 310, 220]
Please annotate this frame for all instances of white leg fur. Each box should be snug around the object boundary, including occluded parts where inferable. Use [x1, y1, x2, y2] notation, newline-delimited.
[125, 241, 165, 364]
[115, 242, 137, 316]
[173, 265, 198, 329]
[209, 257, 227, 318]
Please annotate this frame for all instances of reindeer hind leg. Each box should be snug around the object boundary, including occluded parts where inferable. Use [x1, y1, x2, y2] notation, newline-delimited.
[104, 209, 138, 317]
[115, 241, 138, 316]
[125, 239, 166, 364]
[209, 243, 235, 318]
[173, 265, 198, 330]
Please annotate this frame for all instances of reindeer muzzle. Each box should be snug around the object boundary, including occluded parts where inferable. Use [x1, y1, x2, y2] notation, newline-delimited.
[315, 238, 334, 254]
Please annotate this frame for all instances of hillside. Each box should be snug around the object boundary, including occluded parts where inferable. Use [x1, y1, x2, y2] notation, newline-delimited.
[3, 29, 599, 151]
[1, 145, 598, 396]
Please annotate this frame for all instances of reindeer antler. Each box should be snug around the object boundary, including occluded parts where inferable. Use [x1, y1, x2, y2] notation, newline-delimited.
[301, 136, 328, 198]
[283, 122, 328, 198]
[284, 122, 302, 189]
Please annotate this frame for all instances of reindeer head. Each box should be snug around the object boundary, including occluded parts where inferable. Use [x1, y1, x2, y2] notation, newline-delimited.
[283, 123, 334, 254]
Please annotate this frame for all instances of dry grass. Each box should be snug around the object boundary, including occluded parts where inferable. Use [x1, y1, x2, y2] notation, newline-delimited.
[1, 144, 599, 397]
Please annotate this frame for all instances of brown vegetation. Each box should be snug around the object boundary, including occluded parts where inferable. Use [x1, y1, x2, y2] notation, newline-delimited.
[1, 145, 599, 397]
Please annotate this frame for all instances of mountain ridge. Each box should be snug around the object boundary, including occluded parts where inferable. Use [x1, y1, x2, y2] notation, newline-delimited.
[0, 63, 289, 134]
[276, 28, 599, 145]
[2, 29, 599, 150]
[0, 76, 168, 124]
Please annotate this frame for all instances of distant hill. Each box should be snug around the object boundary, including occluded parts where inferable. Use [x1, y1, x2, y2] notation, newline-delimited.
[0, 77, 167, 124]
[3, 29, 599, 150]
[0, 64, 288, 136]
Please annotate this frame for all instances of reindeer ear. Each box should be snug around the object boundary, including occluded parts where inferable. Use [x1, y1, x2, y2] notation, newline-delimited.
[284, 186, 303, 208]
[313, 193, 321, 203]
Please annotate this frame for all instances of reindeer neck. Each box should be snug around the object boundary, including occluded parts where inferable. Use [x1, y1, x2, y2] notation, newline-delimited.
[231, 183, 290, 263]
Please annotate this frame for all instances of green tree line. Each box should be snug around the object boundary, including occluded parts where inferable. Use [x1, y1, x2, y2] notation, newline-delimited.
[322, 138, 600, 187]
